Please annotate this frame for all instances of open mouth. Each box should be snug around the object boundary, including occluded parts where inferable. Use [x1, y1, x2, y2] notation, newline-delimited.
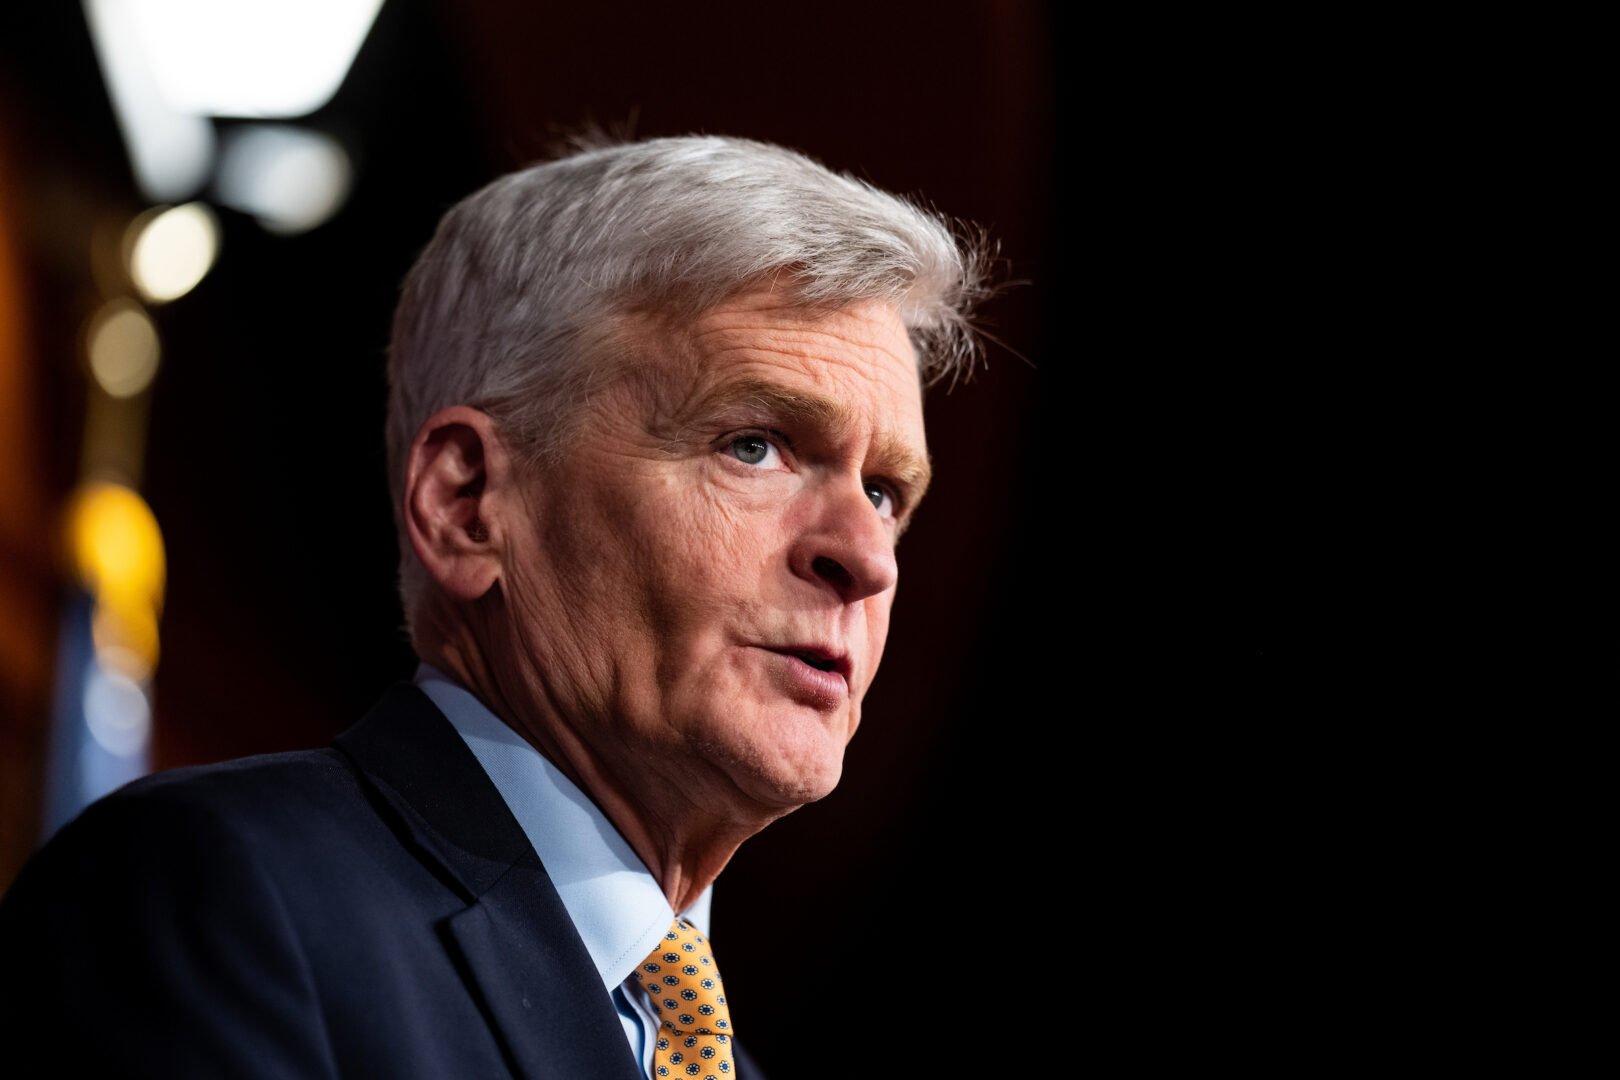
[767, 646, 849, 679]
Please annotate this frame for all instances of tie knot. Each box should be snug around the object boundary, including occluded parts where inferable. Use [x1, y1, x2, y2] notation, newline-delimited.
[633, 918, 736, 1078]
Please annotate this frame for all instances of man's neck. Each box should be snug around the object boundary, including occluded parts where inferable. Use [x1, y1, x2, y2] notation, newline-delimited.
[417, 627, 776, 912]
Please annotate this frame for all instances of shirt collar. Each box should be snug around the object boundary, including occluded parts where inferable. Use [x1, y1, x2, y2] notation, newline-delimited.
[413, 664, 712, 991]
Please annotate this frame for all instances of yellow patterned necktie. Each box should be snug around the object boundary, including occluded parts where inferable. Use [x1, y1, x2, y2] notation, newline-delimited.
[632, 917, 737, 1078]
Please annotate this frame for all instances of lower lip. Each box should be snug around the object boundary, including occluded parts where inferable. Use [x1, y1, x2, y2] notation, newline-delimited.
[766, 651, 848, 710]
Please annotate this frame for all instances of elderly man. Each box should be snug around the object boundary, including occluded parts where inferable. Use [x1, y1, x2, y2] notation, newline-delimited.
[0, 136, 987, 1077]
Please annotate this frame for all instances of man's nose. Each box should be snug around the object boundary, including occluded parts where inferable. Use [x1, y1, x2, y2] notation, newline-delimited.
[790, 479, 899, 604]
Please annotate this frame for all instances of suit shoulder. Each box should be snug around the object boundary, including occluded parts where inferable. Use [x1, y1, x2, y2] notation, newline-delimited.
[0, 749, 363, 1072]
[92, 747, 361, 832]
[15, 747, 366, 886]
[114, 745, 357, 804]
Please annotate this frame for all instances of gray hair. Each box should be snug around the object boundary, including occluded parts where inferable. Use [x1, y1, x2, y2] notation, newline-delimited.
[387, 134, 991, 626]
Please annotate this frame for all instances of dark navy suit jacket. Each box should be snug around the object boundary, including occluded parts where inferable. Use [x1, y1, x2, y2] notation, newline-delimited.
[0, 684, 766, 1079]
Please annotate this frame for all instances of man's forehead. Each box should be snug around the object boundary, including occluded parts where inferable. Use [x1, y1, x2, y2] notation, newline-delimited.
[688, 296, 917, 375]
[699, 291, 918, 387]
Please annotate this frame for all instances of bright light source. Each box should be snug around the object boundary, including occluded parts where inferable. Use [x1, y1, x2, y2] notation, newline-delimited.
[86, 299, 162, 398]
[83, 0, 216, 202]
[123, 0, 386, 119]
[126, 202, 219, 303]
[215, 125, 354, 234]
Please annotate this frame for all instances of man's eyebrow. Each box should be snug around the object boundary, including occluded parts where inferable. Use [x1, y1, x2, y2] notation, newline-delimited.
[672, 378, 933, 501]
[676, 378, 842, 432]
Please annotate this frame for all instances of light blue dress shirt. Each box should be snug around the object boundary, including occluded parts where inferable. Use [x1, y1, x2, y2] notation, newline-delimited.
[414, 665, 712, 1077]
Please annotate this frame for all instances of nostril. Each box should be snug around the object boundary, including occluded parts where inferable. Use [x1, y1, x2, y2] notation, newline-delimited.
[811, 556, 852, 592]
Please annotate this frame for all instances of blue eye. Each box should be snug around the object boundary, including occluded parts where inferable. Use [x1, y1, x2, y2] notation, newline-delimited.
[728, 436, 780, 468]
[864, 482, 894, 517]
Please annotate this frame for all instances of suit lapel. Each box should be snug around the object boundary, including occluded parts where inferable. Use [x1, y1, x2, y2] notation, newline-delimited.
[446, 869, 644, 1080]
[335, 684, 642, 1080]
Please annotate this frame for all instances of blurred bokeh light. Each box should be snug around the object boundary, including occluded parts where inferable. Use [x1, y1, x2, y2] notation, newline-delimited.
[86, 299, 161, 398]
[214, 125, 353, 234]
[66, 479, 166, 679]
[124, 201, 218, 302]
[111, 0, 386, 118]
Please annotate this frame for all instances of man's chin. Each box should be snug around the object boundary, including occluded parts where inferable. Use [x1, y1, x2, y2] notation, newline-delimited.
[715, 731, 848, 815]
[775, 757, 845, 808]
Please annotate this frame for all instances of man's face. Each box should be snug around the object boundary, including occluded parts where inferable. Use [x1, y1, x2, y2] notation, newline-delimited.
[496, 285, 929, 816]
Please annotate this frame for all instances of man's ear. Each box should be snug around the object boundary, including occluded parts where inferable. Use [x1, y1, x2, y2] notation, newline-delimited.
[403, 406, 520, 602]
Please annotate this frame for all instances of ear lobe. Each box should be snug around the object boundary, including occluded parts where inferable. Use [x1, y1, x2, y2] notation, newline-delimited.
[404, 406, 513, 602]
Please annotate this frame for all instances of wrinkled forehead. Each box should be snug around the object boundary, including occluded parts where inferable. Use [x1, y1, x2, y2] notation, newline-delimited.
[641, 287, 921, 395]
[664, 294, 922, 427]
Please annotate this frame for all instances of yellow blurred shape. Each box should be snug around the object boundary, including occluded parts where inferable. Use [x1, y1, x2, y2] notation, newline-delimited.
[86, 298, 161, 398]
[66, 481, 166, 675]
[126, 202, 219, 303]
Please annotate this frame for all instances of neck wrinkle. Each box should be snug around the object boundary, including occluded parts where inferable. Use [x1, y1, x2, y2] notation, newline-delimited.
[416, 603, 772, 913]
